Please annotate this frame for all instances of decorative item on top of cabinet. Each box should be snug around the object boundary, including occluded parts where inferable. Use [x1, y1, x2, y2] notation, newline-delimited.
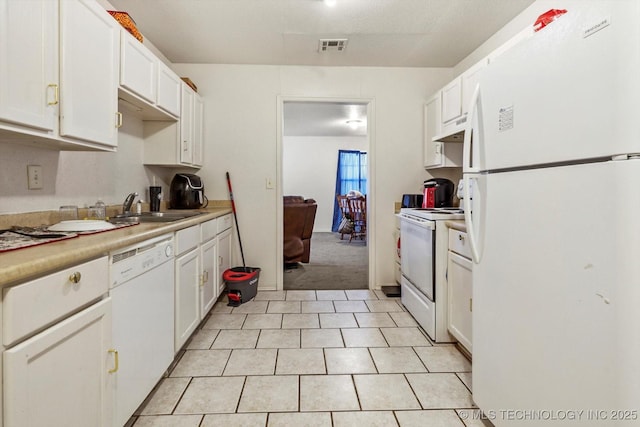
[447, 227, 472, 354]
[0, 0, 120, 151]
[424, 93, 462, 169]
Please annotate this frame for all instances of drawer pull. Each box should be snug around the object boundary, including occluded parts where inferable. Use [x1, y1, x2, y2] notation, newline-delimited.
[68, 272, 82, 284]
[458, 234, 465, 242]
[108, 349, 119, 373]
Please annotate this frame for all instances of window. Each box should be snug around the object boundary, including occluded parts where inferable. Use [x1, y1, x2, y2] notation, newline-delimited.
[332, 150, 367, 232]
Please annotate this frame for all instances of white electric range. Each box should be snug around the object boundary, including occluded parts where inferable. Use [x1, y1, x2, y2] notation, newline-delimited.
[398, 207, 464, 342]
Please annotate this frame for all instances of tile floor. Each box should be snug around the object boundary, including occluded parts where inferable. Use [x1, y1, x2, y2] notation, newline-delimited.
[128, 289, 487, 427]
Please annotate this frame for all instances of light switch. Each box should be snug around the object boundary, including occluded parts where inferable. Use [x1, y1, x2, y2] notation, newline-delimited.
[266, 177, 274, 189]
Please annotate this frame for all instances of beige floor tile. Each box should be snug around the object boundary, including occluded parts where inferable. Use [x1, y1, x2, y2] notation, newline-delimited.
[345, 290, 379, 300]
[211, 329, 259, 349]
[395, 410, 465, 427]
[138, 378, 191, 415]
[238, 375, 299, 412]
[301, 328, 344, 348]
[299, 375, 360, 411]
[315, 290, 347, 300]
[276, 348, 326, 374]
[231, 300, 269, 314]
[341, 328, 388, 348]
[456, 372, 472, 391]
[267, 301, 301, 314]
[204, 314, 246, 329]
[254, 290, 286, 301]
[170, 350, 231, 377]
[186, 329, 219, 350]
[133, 415, 203, 427]
[369, 347, 427, 373]
[242, 313, 283, 329]
[224, 349, 277, 376]
[413, 345, 472, 372]
[353, 374, 421, 411]
[332, 411, 398, 427]
[365, 300, 405, 313]
[211, 302, 233, 314]
[406, 373, 475, 409]
[389, 312, 418, 327]
[333, 300, 369, 313]
[174, 376, 245, 414]
[380, 327, 431, 347]
[319, 313, 358, 328]
[268, 412, 332, 426]
[282, 313, 320, 329]
[455, 409, 494, 427]
[354, 312, 396, 327]
[324, 348, 377, 374]
[285, 290, 317, 301]
[257, 329, 300, 349]
[201, 413, 268, 427]
[301, 300, 335, 313]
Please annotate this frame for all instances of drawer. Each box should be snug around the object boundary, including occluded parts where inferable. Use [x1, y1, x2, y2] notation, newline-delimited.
[201, 218, 218, 242]
[175, 225, 200, 255]
[3, 256, 109, 346]
[448, 229, 471, 259]
[217, 214, 233, 234]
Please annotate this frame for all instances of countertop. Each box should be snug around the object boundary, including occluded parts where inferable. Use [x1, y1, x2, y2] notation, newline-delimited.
[445, 219, 466, 232]
[0, 207, 232, 288]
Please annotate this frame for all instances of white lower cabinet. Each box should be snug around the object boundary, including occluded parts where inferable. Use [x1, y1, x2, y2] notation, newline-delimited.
[2, 256, 112, 427]
[447, 229, 473, 353]
[200, 218, 219, 318]
[216, 214, 233, 296]
[175, 244, 200, 352]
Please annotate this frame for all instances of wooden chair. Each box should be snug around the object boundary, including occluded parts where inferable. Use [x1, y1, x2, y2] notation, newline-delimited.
[347, 197, 366, 242]
[336, 195, 351, 240]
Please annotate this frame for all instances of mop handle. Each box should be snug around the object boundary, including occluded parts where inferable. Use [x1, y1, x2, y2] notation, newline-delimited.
[226, 172, 246, 268]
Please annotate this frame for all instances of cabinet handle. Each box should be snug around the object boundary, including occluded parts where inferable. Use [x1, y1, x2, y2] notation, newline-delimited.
[47, 84, 59, 105]
[458, 234, 465, 242]
[469, 298, 473, 312]
[219, 256, 223, 266]
[68, 271, 82, 284]
[108, 349, 119, 373]
[183, 140, 188, 152]
[115, 112, 123, 128]
[204, 270, 209, 283]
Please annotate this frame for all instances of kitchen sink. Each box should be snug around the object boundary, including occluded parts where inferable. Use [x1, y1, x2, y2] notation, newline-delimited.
[109, 211, 205, 224]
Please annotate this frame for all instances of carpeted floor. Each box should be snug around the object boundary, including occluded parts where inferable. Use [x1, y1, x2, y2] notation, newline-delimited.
[284, 232, 368, 290]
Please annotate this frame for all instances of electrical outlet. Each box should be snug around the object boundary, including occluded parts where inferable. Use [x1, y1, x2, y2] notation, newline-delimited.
[27, 165, 43, 190]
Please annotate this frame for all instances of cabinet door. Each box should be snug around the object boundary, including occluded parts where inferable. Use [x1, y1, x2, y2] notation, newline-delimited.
[447, 251, 473, 353]
[180, 83, 194, 165]
[192, 93, 204, 167]
[59, 0, 119, 147]
[200, 238, 218, 318]
[175, 248, 200, 351]
[441, 77, 462, 124]
[423, 93, 443, 169]
[461, 58, 488, 116]
[217, 228, 232, 296]
[120, 29, 157, 103]
[3, 298, 113, 427]
[157, 62, 181, 117]
[0, 0, 57, 131]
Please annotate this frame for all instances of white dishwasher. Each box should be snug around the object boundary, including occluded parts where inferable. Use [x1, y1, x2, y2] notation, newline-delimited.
[110, 234, 175, 427]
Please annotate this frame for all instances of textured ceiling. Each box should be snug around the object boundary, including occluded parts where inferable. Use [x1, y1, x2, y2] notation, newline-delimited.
[108, 0, 535, 67]
[284, 102, 368, 137]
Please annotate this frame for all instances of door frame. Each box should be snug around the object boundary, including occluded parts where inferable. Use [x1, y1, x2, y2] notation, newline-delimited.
[276, 96, 376, 290]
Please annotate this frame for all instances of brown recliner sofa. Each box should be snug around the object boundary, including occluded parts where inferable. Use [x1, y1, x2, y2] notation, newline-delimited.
[283, 196, 317, 264]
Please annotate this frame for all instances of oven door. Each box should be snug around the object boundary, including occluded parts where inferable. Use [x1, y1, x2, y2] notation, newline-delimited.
[399, 214, 435, 301]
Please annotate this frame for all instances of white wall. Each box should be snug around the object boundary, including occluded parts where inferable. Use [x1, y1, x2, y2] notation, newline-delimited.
[171, 64, 452, 289]
[283, 136, 367, 232]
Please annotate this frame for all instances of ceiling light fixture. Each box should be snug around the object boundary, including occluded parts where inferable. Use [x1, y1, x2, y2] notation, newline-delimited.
[346, 119, 362, 130]
[324, 0, 337, 7]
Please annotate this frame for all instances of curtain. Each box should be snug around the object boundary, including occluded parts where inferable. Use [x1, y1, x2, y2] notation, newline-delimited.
[332, 150, 367, 232]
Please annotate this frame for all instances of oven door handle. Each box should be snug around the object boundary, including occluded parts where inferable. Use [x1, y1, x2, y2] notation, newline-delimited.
[399, 215, 435, 230]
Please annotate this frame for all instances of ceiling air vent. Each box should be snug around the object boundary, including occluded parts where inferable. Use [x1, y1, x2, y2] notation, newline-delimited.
[318, 39, 348, 52]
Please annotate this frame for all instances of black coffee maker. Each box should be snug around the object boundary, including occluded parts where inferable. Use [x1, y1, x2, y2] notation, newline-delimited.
[422, 178, 455, 208]
[170, 174, 206, 209]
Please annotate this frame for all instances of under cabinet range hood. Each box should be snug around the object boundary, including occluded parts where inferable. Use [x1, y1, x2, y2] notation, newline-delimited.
[433, 115, 467, 142]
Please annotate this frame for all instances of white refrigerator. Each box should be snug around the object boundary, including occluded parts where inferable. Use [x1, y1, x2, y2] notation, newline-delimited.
[463, 1, 640, 425]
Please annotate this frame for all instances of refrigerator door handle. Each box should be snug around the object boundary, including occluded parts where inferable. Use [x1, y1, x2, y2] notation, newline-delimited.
[463, 84, 481, 173]
[463, 175, 481, 264]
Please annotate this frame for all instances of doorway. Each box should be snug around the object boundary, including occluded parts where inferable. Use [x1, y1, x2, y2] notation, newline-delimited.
[276, 97, 375, 291]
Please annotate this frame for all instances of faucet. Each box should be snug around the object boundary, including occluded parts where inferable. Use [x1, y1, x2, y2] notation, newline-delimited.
[122, 192, 138, 214]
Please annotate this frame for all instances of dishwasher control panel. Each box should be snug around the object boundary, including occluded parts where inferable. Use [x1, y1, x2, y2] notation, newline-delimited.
[109, 234, 174, 288]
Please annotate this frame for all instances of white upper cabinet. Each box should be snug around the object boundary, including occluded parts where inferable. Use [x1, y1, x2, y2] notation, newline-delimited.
[59, 0, 119, 148]
[192, 93, 204, 167]
[461, 58, 488, 116]
[441, 77, 462, 124]
[424, 93, 462, 169]
[0, 0, 58, 132]
[157, 62, 181, 117]
[180, 83, 195, 165]
[120, 29, 157, 104]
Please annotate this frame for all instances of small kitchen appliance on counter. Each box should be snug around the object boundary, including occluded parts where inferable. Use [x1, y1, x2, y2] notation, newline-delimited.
[169, 174, 207, 209]
[422, 178, 454, 208]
